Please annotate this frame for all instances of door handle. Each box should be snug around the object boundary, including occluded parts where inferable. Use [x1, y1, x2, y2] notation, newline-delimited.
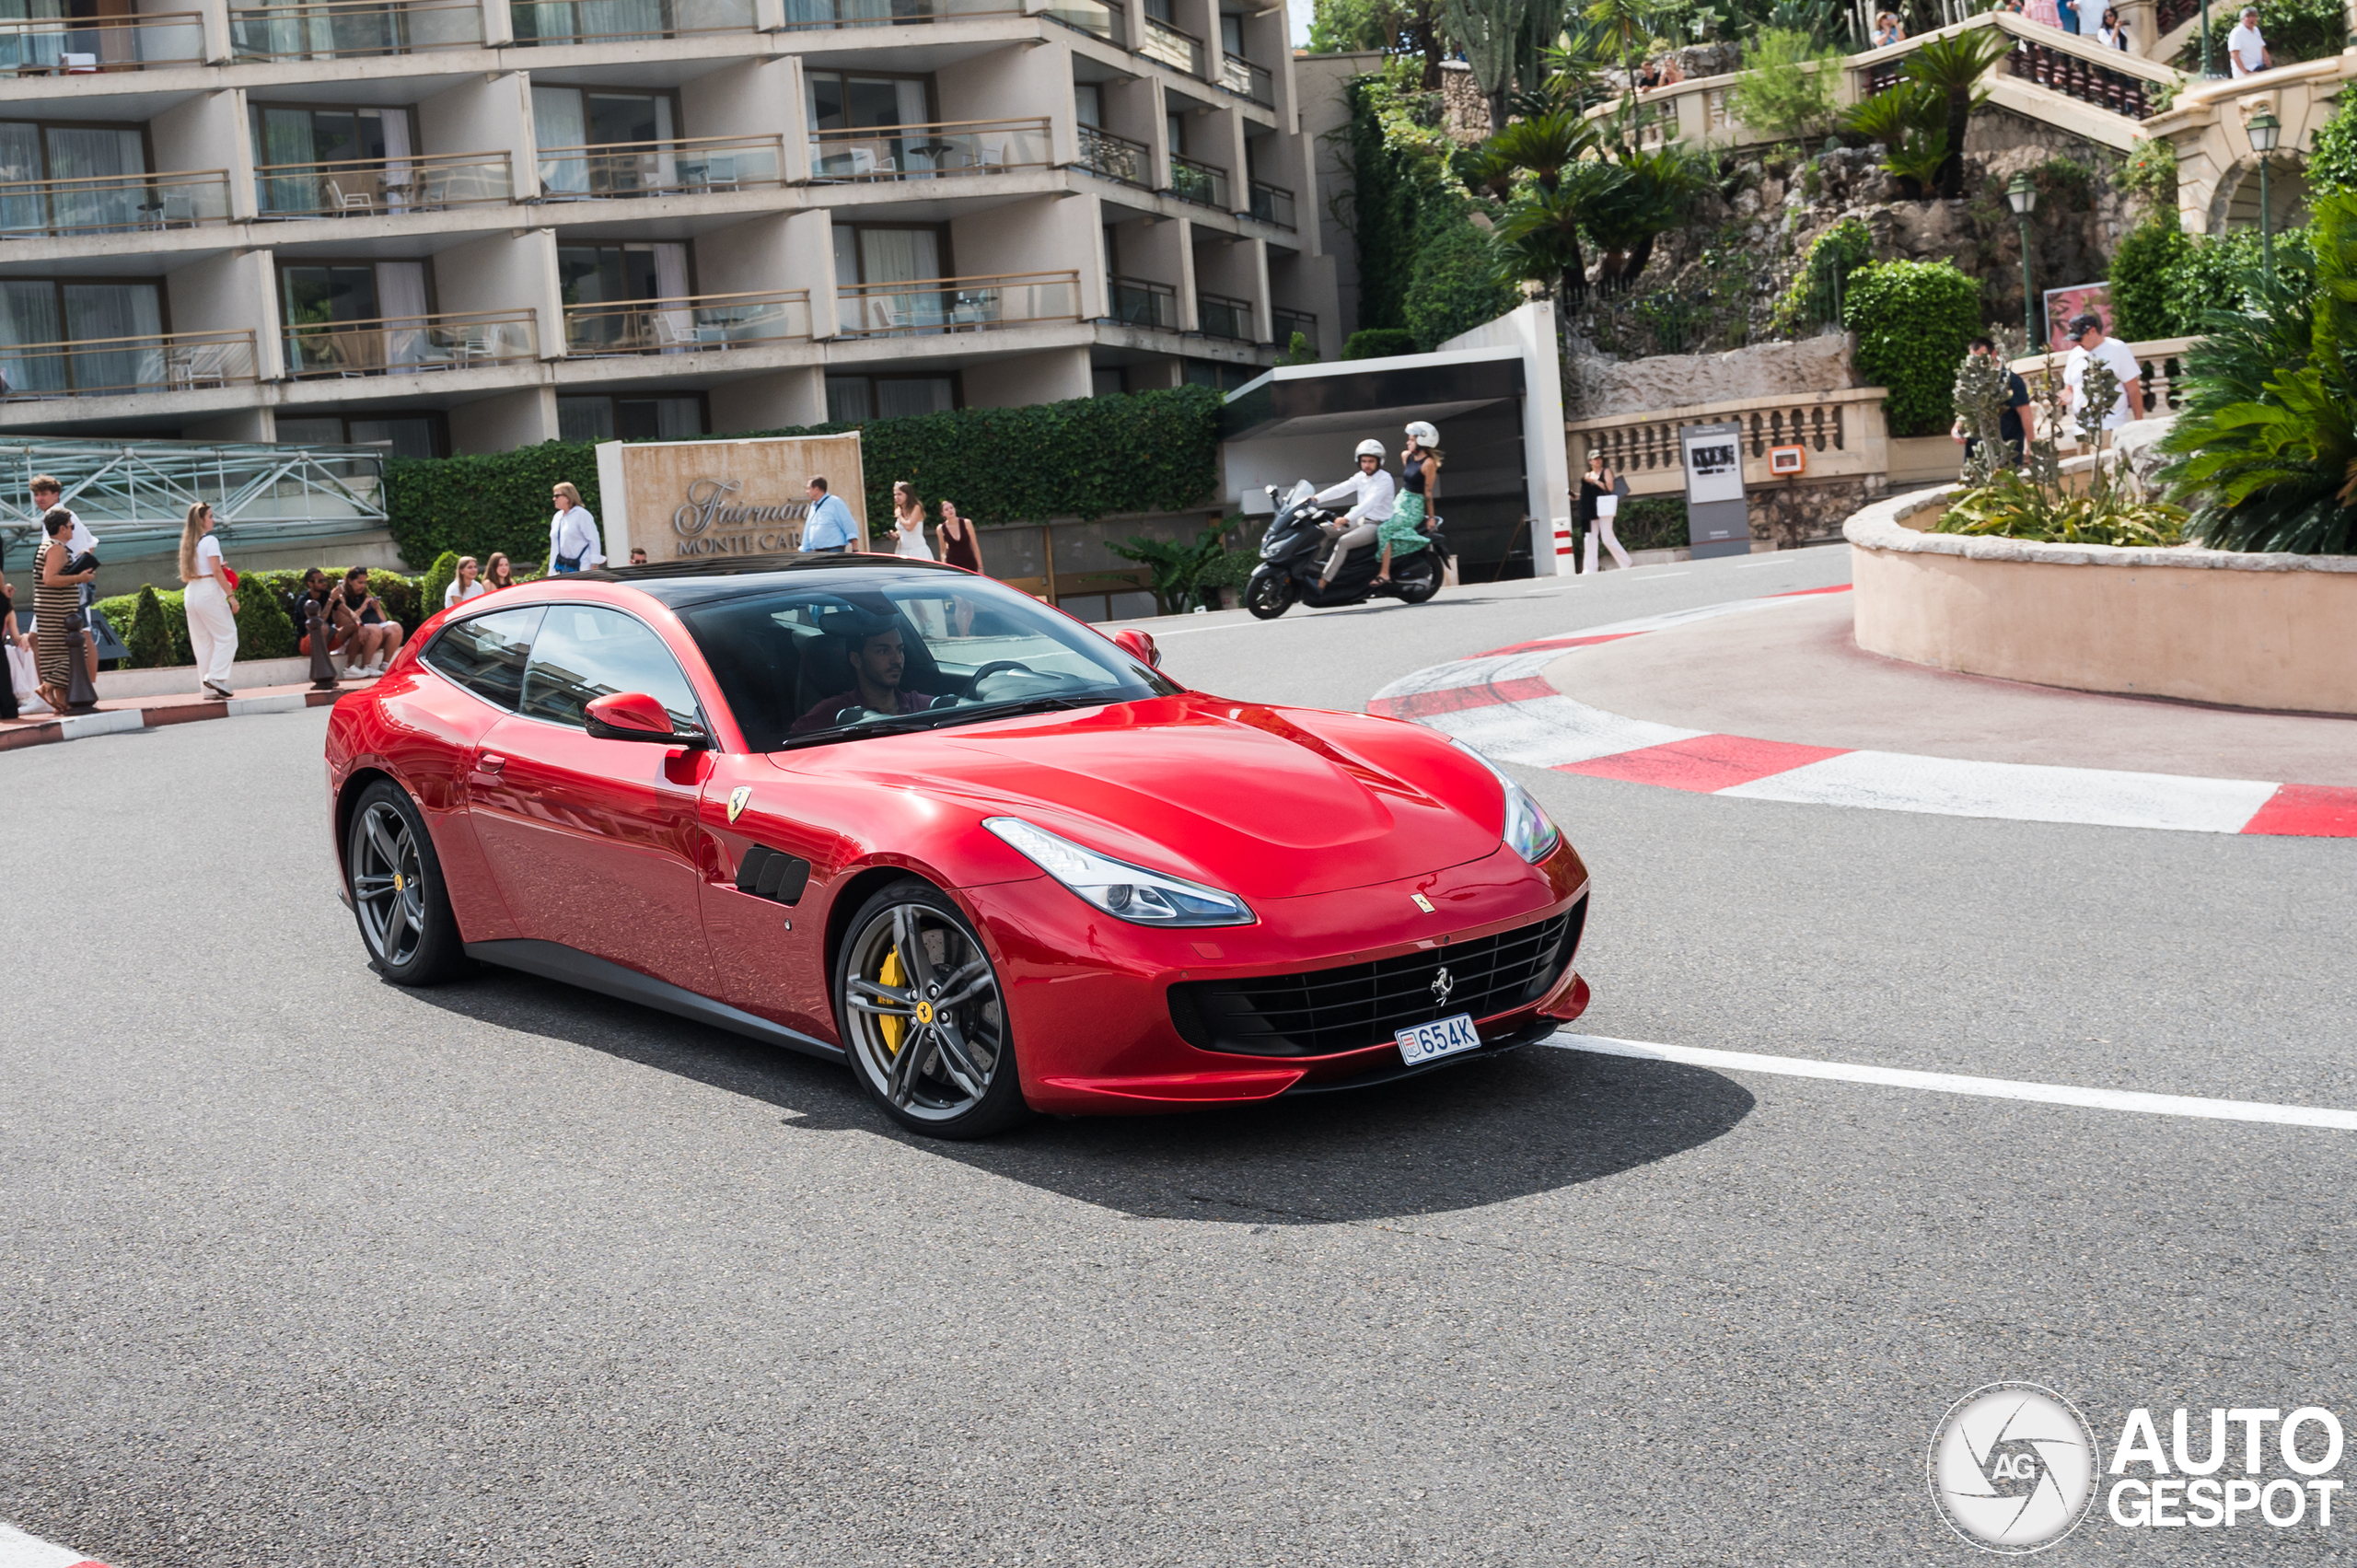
[470, 752, 506, 784]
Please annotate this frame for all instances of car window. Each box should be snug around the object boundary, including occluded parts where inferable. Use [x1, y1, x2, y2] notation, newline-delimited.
[673, 567, 1176, 752]
[519, 604, 702, 733]
[424, 606, 544, 710]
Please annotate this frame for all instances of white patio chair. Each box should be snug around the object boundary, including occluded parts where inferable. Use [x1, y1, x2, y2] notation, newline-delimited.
[325, 179, 374, 215]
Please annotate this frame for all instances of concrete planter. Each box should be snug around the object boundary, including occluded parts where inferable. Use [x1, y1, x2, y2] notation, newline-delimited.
[1844, 488, 2357, 717]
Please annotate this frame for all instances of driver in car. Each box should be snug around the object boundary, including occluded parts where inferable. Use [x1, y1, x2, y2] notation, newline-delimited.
[791, 622, 939, 734]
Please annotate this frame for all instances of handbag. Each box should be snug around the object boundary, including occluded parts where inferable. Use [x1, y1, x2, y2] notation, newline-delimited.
[64, 549, 99, 575]
[1596, 494, 1620, 520]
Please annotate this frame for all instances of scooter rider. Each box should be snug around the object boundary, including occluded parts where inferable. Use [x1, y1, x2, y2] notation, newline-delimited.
[1309, 439, 1395, 587]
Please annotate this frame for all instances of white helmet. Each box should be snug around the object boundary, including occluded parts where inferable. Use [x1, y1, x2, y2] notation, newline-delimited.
[1354, 438, 1386, 459]
[1405, 421, 1439, 447]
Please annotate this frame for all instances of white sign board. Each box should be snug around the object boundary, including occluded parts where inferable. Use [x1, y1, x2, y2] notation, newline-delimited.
[1682, 428, 1745, 505]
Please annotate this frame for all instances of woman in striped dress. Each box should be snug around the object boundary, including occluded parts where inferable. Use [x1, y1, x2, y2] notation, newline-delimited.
[32, 509, 92, 711]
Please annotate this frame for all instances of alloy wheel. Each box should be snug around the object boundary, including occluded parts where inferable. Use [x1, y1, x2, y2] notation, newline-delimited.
[842, 900, 1007, 1124]
[352, 799, 427, 970]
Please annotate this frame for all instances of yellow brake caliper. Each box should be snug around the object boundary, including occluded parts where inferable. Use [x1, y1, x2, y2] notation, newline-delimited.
[878, 949, 905, 1056]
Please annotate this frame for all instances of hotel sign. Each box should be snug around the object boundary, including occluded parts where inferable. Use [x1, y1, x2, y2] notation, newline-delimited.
[595, 432, 866, 563]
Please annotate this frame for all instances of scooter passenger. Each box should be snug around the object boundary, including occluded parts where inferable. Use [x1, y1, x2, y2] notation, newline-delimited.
[1309, 439, 1395, 587]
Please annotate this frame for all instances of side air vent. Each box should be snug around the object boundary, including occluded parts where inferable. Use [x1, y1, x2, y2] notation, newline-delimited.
[736, 843, 811, 905]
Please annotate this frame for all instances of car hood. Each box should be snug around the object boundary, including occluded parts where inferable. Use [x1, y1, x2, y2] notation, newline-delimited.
[769, 695, 1506, 900]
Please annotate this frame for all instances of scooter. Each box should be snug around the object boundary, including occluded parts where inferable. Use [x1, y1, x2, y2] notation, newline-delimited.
[1243, 480, 1446, 621]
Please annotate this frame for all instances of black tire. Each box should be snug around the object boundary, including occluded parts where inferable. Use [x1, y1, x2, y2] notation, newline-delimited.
[1245, 567, 1294, 621]
[1396, 553, 1442, 605]
[833, 878, 1029, 1139]
[345, 777, 466, 985]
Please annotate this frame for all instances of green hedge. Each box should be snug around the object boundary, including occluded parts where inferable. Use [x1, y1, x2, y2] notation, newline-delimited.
[384, 387, 1224, 570]
[1844, 260, 1984, 437]
[2107, 213, 2196, 340]
[1340, 68, 1515, 345]
[2315, 92, 2357, 197]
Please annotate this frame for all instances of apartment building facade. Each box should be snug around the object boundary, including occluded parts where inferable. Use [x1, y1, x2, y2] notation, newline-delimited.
[0, 0, 1336, 457]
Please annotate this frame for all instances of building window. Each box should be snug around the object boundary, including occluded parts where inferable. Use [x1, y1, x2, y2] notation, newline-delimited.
[805, 71, 932, 131]
[1074, 83, 1102, 128]
[0, 277, 165, 394]
[251, 105, 415, 217]
[1183, 358, 1258, 391]
[824, 375, 955, 423]
[275, 413, 446, 459]
[557, 395, 705, 443]
[280, 260, 432, 327]
[1091, 367, 1123, 398]
[532, 87, 680, 196]
[0, 119, 148, 233]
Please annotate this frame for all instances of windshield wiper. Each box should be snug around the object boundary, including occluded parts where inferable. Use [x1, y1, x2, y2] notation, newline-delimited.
[772, 693, 1102, 751]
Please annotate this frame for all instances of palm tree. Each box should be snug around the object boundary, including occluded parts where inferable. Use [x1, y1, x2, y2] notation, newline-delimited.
[1585, 143, 1712, 291]
[1897, 29, 2011, 199]
[1493, 158, 1629, 302]
[1482, 108, 1596, 193]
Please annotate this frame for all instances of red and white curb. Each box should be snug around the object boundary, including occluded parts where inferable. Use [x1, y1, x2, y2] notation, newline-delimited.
[0, 1521, 114, 1568]
[1370, 587, 2357, 838]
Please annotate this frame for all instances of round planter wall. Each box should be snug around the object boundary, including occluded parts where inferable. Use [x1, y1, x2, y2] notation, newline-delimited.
[1844, 490, 2357, 717]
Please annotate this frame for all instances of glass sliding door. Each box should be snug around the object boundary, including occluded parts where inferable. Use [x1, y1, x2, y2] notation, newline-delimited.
[0, 278, 64, 394]
[43, 125, 143, 231]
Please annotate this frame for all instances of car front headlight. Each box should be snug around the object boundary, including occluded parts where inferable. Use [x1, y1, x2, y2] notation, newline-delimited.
[1450, 738, 1562, 864]
[982, 817, 1254, 927]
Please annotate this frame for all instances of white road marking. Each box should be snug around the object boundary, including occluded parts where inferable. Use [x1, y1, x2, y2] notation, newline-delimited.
[1627, 571, 1690, 579]
[0, 1519, 109, 1567]
[1735, 558, 1792, 568]
[1720, 749, 2281, 833]
[1551, 1033, 2357, 1132]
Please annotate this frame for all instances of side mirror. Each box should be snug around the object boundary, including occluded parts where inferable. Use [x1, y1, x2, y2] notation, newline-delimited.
[1112, 627, 1161, 668]
[586, 691, 707, 748]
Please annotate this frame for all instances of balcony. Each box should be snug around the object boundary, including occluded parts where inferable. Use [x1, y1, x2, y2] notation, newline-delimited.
[1138, 14, 1204, 75]
[1218, 52, 1272, 105]
[1107, 274, 1176, 331]
[1041, 0, 1123, 44]
[0, 11, 203, 74]
[1074, 125, 1151, 187]
[0, 329, 257, 401]
[255, 151, 513, 218]
[284, 309, 537, 377]
[778, 0, 1022, 25]
[808, 119, 1051, 181]
[0, 168, 230, 238]
[564, 288, 810, 354]
[1196, 291, 1252, 342]
[536, 134, 785, 199]
[1247, 180, 1294, 228]
[508, 0, 754, 44]
[228, 0, 482, 60]
[1167, 154, 1228, 209]
[835, 270, 1079, 337]
[1271, 307, 1315, 346]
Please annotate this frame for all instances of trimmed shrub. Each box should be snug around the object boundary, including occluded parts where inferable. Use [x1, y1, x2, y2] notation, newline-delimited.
[1279, 331, 1319, 366]
[1775, 217, 1873, 335]
[233, 574, 296, 660]
[122, 584, 175, 668]
[1843, 260, 1984, 437]
[1343, 327, 1419, 360]
[419, 550, 459, 620]
[2107, 213, 2196, 340]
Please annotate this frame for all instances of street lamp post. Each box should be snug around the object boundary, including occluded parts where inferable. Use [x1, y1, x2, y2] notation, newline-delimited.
[2007, 172, 2039, 349]
[2247, 108, 2281, 284]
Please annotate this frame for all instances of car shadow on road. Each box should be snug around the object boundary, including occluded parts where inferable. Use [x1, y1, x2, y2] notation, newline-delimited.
[409, 972, 1753, 1225]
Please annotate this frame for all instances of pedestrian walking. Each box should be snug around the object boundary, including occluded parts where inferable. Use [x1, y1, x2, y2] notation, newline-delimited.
[484, 552, 517, 591]
[2062, 312, 2145, 438]
[1580, 453, 1633, 571]
[2227, 6, 2270, 73]
[29, 473, 100, 692]
[178, 502, 240, 699]
[548, 482, 603, 574]
[32, 509, 92, 713]
[0, 562, 29, 720]
[800, 477, 857, 554]
[443, 555, 487, 610]
[890, 482, 935, 560]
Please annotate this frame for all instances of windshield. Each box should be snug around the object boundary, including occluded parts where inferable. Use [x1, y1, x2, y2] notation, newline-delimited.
[673, 567, 1180, 752]
[1284, 479, 1314, 507]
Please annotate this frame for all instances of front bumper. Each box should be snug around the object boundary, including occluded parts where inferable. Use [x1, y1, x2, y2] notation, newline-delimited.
[963, 837, 1590, 1115]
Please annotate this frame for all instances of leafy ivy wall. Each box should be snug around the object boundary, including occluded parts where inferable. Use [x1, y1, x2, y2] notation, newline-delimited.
[383, 387, 1224, 569]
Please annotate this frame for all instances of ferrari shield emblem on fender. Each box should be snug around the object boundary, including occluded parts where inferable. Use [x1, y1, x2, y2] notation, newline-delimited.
[726, 785, 751, 824]
[1411, 893, 1435, 912]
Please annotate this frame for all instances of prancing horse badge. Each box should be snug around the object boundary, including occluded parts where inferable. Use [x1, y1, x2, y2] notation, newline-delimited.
[726, 785, 752, 824]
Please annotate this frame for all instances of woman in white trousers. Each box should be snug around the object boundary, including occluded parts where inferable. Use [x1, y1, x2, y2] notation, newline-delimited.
[179, 501, 239, 699]
[1580, 452, 1632, 572]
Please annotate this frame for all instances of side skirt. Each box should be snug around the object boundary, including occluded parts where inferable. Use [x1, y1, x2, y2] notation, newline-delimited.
[463, 938, 848, 1064]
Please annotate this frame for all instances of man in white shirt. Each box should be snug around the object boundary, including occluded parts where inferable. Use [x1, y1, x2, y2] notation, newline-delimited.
[2061, 313, 2145, 437]
[548, 481, 604, 573]
[2226, 7, 2270, 74]
[1310, 439, 1396, 587]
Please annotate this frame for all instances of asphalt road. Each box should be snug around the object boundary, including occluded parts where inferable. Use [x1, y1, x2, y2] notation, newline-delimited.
[6, 549, 2353, 1567]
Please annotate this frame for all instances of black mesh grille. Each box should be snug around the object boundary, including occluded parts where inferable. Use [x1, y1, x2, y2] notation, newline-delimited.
[1170, 899, 1585, 1058]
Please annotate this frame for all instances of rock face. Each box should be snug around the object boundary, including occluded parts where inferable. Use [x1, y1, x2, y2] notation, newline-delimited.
[1565, 333, 1858, 419]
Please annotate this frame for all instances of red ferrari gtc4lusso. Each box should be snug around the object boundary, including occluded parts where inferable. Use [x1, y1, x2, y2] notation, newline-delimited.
[325, 554, 1590, 1137]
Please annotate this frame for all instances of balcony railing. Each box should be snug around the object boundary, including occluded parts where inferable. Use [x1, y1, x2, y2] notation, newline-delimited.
[1074, 124, 1150, 186]
[1138, 14, 1204, 75]
[254, 150, 512, 217]
[229, 0, 482, 60]
[0, 11, 204, 74]
[1248, 179, 1294, 227]
[778, 0, 1022, 25]
[1218, 52, 1272, 105]
[1042, 0, 1122, 44]
[509, 0, 754, 43]
[1167, 154, 1228, 209]
[563, 288, 810, 354]
[536, 134, 785, 198]
[284, 308, 538, 377]
[2004, 35, 2158, 117]
[1196, 291, 1253, 342]
[836, 270, 1079, 337]
[1107, 274, 1176, 330]
[808, 118, 1051, 181]
[1271, 307, 1315, 347]
[0, 328, 257, 401]
[0, 168, 231, 238]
